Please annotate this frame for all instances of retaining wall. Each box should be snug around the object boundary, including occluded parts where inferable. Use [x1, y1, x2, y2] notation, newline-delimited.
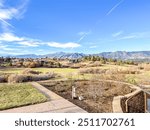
[113, 84, 142, 113]
[125, 91, 145, 113]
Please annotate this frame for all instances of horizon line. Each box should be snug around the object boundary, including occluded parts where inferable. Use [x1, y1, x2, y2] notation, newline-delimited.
[1, 50, 150, 56]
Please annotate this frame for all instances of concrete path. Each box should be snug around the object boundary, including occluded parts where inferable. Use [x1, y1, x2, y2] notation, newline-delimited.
[0, 82, 87, 113]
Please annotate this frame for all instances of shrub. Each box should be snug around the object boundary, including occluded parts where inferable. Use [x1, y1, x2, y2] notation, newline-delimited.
[33, 61, 41, 67]
[97, 74, 126, 82]
[86, 61, 102, 67]
[144, 65, 150, 71]
[79, 68, 107, 74]
[0, 75, 8, 83]
[105, 68, 140, 75]
[22, 69, 41, 75]
[138, 66, 144, 70]
[15, 62, 23, 67]
[8, 72, 56, 83]
[70, 64, 81, 69]
[125, 77, 137, 85]
[22, 61, 38, 68]
[23, 61, 31, 67]
[28, 62, 36, 68]
[137, 63, 150, 71]
[45, 72, 56, 77]
[8, 74, 29, 83]
[30, 74, 55, 81]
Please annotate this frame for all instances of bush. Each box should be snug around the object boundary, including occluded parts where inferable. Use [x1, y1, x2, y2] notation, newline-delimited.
[137, 63, 150, 71]
[105, 68, 140, 75]
[79, 68, 107, 74]
[33, 61, 41, 67]
[138, 66, 144, 70]
[22, 61, 38, 68]
[8, 74, 29, 83]
[28, 62, 36, 68]
[15, 62, 23, 67]
[86, 61, 102, 67]
[8, 72, 56, 83]
[70, 64, 81, 69]
[126, 78, 137, 85]
[22, 69, 41, 75]
[30, 73, 55, 81]
[97, 74, 126, 82]
[23, 61, 31, 67]
[143, 64, 150, 71]
[0, 75, 8, 83]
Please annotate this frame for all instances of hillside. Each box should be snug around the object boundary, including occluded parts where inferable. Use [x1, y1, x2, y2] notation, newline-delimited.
[6, 51, 150, 61]
[96, 51, 150, 60]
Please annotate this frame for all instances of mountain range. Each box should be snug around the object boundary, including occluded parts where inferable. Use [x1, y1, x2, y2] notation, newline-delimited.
[6, 51, 150, 61]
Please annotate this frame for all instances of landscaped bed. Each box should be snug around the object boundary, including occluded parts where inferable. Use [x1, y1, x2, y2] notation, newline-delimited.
[0, 83, 47, 110]
[39, 80, 134, 112]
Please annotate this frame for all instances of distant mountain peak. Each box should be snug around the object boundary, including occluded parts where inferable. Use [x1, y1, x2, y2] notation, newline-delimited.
[5, 51, 150, 60]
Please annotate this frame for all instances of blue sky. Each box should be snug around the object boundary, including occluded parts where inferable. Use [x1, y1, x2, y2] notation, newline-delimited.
[0, 0, 150, 55]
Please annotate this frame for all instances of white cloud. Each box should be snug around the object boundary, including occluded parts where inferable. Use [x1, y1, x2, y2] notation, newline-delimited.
[0, 44, 17, 51]
[0, 32, 81, 48]
[0, 8, 18, 20]
[15, 0, 29, 20]
[0, 17, 14, 28]
[119, 35, 136, 40]
[78, 32, 87, 36]
[0, 0, 29, 29]
[77, 31, 91, 42]
[0, 33, 24, 42]
[48, 42, 80, 48]
[119, 32, 150, 40]
[0, 32, 40, 47]
[0, 0, 4, 7]
[38, 49, 44, 52]
[0, 1, 80, 51]
[107, 0, 124, 16]
[18, 41, 39, 47]
[89, 46, 97, 48]
[0, 7, 18, 28]
[0, 44, 7, 49]
[78, 35, 86, 42]
[112, 31, 123, 37]
[0, 8, 17, 28]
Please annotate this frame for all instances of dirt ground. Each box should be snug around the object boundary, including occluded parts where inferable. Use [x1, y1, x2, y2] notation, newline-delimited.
[39, 80, 134, 113]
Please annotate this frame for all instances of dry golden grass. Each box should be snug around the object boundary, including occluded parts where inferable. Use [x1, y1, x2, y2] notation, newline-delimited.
[22, 68, 41, 75]
[138, 63, 150, 71]
[0, 75, 8, 83]
[7, 72, 56, 83]
[79, 68, 107, 74]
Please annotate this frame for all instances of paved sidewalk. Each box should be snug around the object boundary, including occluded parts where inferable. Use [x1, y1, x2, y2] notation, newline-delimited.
[0, 82, 87, 113]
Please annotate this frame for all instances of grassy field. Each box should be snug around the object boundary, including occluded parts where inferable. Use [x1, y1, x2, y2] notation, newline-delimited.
[0, 64, 150, 111]
[0, 67, 91, 80]
[0, 67, 78, 74]
[0, 83, 47, 110]
[0, 62, 150, 112]
[1, 64, 150, 85]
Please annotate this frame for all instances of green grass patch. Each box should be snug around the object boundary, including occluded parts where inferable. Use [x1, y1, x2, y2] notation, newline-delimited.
[0, 68, 78, 74]
[33, 68, 78, 74]
[125, 75, 139, 85]
[0, 83, 47, 110]
[0, 68, 24, 74]
[0, 68, 79, 80]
